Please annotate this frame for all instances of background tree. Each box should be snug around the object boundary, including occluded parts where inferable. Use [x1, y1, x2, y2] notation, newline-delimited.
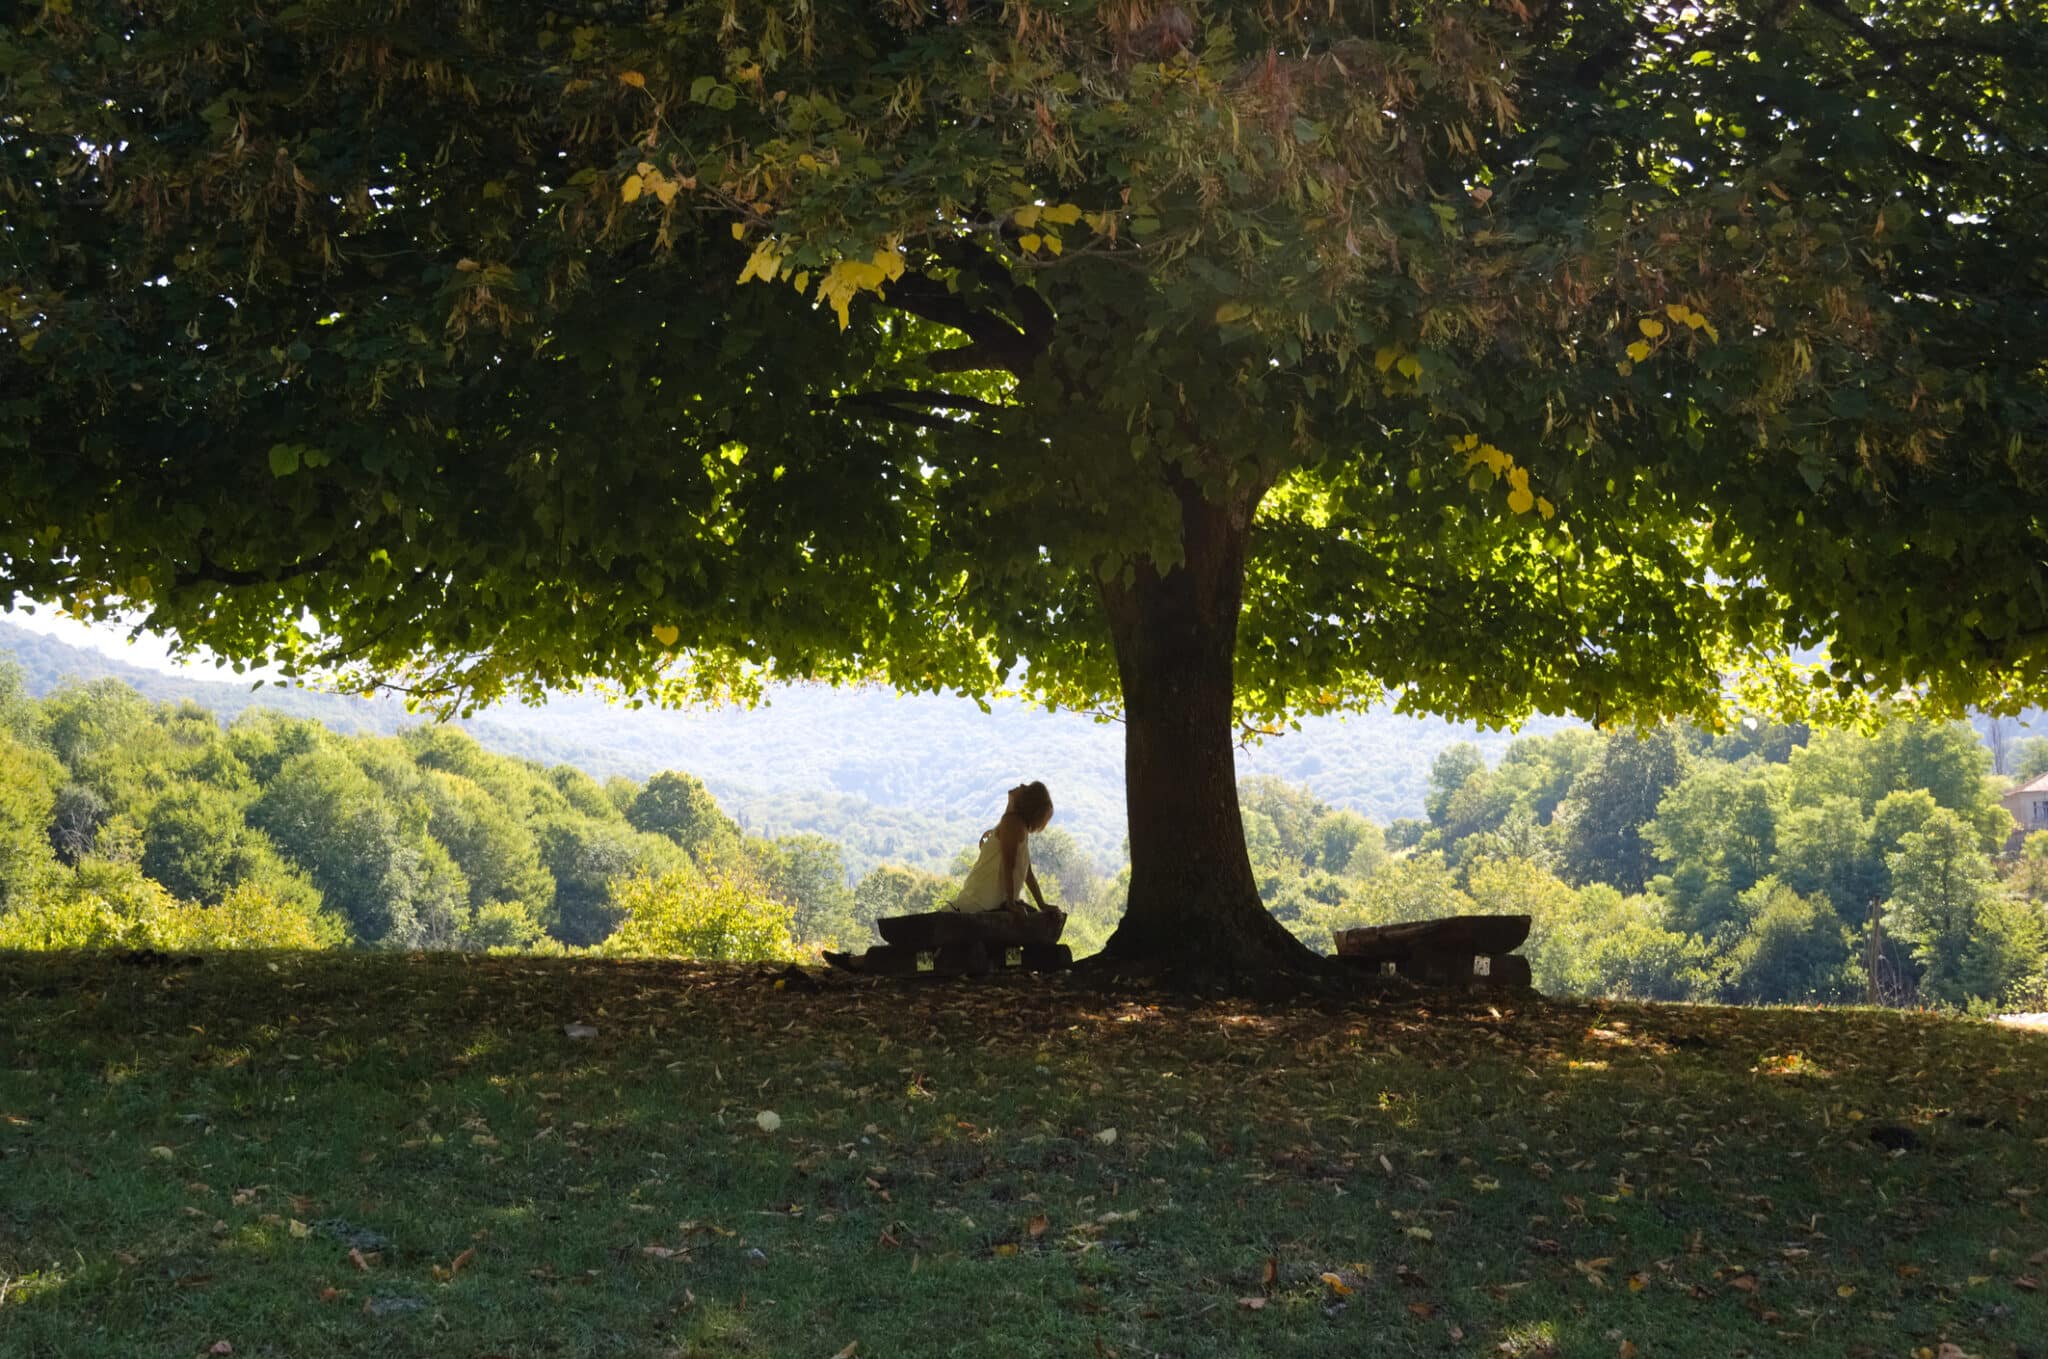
[1646, 761, 1781, 938]
[628, 771, 744, 866]
[422, 770, 557, 936]
[0, 732, 62, 914]
[1720, 879, 1859, 1005]
[5, 0, 2046, 977]
[1555, 729, 1689, 894]
[850, 864, 952, 929]
[534, 814, 690, 947]
[602, 869, 797, 964]
[747, 833, 858, 946]
[1885, 810, 2001, 1007]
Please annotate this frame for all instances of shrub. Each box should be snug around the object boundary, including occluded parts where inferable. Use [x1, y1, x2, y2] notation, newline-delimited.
[601, 869, 798, 962]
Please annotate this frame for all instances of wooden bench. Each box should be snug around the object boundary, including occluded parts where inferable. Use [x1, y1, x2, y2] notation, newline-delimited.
[1331, 914, 1534, 990]
[825, 909, 1072, 978]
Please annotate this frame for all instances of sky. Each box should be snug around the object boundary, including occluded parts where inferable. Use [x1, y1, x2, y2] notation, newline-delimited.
[4, 606, 202, 676]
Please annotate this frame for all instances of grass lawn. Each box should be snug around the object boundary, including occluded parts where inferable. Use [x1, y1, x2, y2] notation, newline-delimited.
[3, 952, 2045, 1358]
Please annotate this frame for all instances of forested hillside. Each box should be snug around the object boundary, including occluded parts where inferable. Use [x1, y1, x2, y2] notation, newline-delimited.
[0, 620, 1584, 872]
[5, 647, 2048, 1012]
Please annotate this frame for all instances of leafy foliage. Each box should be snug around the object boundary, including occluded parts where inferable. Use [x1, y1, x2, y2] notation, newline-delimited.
[5, 0, 2047, 965]
[600, 869, 798, 963]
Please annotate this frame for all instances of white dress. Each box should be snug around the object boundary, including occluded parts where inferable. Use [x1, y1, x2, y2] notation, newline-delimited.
[950, 831, 1030, 913]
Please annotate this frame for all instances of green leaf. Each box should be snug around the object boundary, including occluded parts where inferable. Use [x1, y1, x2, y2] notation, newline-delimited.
[267, 445, 301, 478]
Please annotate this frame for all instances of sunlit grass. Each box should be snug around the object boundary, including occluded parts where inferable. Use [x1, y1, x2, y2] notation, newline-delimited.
[1, 951, 2044, 1357]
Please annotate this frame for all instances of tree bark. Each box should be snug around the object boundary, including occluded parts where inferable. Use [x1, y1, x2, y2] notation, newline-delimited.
[1094, 473, 1318, 978]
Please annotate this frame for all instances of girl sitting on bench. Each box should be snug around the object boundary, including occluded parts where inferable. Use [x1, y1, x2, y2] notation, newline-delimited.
[950, 781, 1057, 917]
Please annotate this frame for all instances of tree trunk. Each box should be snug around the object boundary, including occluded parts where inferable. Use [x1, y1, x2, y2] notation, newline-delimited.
[1095, 473, 1318, 978]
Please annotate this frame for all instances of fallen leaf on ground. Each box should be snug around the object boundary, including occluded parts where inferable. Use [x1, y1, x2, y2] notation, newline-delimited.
[1237, 1296, 1267, 1310]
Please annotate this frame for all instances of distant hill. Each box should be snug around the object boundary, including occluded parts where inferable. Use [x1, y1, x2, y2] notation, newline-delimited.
[2, 618, 1586, 873]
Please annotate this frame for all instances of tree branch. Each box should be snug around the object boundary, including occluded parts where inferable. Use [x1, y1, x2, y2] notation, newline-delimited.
[173, 547, 337, 590]
[835, 388, 1017, 418]
[883, 272, 1044, 379]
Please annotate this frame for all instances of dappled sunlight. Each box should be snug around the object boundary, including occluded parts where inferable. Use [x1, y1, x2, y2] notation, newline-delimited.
[6, 954, 2048, 1357]
[0, 1265, 71, 1312]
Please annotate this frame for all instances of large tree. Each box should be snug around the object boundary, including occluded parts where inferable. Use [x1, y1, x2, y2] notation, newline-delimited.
[3, 0, 2043, 975]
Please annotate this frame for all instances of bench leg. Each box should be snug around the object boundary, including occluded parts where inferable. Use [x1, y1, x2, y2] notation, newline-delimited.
[1019, 943, 1073, 972]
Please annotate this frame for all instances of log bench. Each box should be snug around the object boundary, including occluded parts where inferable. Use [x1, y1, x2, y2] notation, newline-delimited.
[825, 909, 1072, 978]
[1331, 914, 1534, 990]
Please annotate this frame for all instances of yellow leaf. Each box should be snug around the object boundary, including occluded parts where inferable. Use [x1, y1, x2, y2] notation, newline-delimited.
[829, 292, 852, 329]
[1395, 355, 1422, 380]
[1508, 485, 1535, 514]
[1320, 1272, 1353, 1296]
[1701, 320, 1721, 343]
[1083, 211, 1113, 234]
[1626, 340, 1652, 362]
[845, 260, 887, 289]
[1042, 203, 1083, 225]
[1018, 233, 1043, 254]
[796, 153, 819, 171]
[621, 175, 644, 203]
[731, 222, 747, 240]
[1215, 302, 1253, 324]
[1537, 496, 1556, 520]
[993, 1243, 1018, 1258]
[1374, 347, 1398, 373]
[1616, 359, 1634, 376]
[1665, 302, 1691, 323]
[1638, 317, 1665, 338]
[793, 271, 809, 293]
[1043, 234, 1063, 255]
[1837, 1284, 1856, 1297]
[871, 248, 905, 282]
[617, 70, 646, 89]
[1507, 465, 1529, 492]
[652, 178, 680, 206]
[651, 624, 680, 647]
[737, 243, 782, 285]
[1012, 205, 1043, 229]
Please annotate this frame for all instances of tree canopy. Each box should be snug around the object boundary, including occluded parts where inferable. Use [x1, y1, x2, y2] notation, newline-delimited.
[4, 0, 2044, 971]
